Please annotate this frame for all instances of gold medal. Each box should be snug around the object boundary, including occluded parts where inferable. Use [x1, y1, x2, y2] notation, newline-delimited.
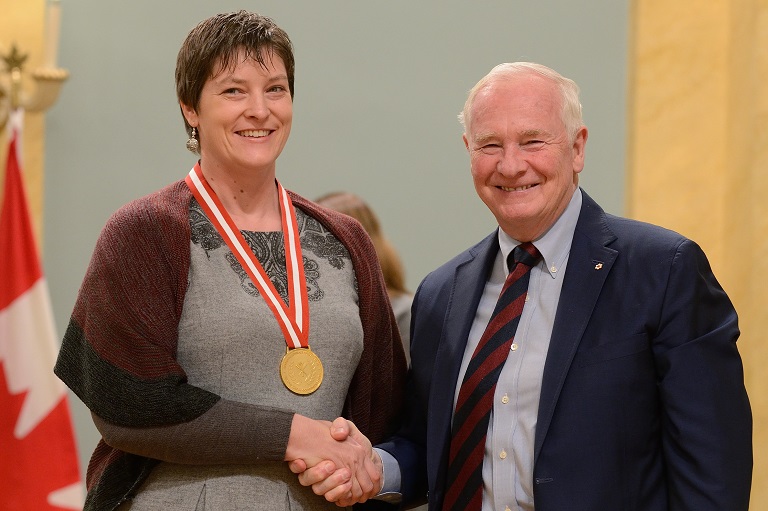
[280, 347, 324, 395]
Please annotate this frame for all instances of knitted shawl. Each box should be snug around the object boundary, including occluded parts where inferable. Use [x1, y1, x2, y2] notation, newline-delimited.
[54, 180, 406, 510]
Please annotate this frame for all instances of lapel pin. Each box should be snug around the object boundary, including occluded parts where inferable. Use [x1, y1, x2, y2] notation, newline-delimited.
[594, 262, 603, 270]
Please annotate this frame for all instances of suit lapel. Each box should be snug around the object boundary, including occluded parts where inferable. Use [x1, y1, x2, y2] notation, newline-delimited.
[427, 231, 499, 491]
[534, 191, 618, 460]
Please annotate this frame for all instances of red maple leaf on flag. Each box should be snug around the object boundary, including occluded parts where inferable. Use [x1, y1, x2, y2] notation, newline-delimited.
[0, 363, 81, 510]
[0, 109, 83, 509]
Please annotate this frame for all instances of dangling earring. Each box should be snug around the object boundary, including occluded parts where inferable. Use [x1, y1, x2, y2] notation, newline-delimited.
[186, 127, 199, 153]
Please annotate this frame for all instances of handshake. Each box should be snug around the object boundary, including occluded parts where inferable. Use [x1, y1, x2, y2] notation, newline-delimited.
[286, 415, 384, 507]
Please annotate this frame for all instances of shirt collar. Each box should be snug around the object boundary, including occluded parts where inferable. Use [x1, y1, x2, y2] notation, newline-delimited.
[497, 188, 582, 278]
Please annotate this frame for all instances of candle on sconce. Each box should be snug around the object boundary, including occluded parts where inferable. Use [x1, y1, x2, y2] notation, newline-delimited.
[44, 0, 62, 68]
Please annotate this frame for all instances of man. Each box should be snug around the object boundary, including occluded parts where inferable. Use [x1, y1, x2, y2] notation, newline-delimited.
[295, 62, 752, 510]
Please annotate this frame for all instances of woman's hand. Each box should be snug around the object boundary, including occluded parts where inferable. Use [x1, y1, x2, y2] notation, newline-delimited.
[285, 416, 381, 505]
[287, 417, 382, 506]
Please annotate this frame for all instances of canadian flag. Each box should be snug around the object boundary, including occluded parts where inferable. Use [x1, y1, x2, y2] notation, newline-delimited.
[0, 110, 83, 509]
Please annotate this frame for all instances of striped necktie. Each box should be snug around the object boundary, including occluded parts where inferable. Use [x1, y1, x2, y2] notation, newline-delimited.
[442, 241, 542, 511]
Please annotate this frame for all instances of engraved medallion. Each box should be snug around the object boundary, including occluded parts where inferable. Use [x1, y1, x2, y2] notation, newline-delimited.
[280, 347, 324, 395]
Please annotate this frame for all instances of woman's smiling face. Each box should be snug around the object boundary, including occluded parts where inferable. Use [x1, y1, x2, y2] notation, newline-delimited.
[182, 50, 293, 176]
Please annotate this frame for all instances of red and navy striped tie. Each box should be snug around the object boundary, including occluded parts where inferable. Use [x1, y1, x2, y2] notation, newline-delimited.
[442, 242, 542, 511]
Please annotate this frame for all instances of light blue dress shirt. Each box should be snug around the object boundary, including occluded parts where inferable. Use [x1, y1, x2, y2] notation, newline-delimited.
[378, 189, 582, 511]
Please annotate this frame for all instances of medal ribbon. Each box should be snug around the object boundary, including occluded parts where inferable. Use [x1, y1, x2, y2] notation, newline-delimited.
[185, 163, 309, 349]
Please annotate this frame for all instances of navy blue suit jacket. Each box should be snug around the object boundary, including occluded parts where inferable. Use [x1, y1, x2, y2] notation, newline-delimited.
[378, 190, 752, 510]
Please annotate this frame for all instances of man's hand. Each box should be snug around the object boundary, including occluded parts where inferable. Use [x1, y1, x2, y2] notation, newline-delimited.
[288, 417, 383, 506]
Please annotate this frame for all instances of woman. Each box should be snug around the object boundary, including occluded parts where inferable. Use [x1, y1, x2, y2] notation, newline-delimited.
[54, 11, 406, 511]
[314, 192, 413, 364]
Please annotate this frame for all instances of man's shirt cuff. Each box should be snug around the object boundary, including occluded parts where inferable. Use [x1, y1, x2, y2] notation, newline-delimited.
[373, 447, 402, 503]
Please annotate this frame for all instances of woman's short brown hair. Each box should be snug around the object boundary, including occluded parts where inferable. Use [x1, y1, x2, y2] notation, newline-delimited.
[175, 10, 295, 137]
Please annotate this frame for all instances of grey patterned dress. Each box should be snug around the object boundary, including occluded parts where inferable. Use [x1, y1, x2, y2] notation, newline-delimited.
[122, 202, 362, 510]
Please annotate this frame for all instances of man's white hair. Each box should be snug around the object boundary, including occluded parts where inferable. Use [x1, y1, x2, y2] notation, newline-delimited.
[458, 62, 584, 141]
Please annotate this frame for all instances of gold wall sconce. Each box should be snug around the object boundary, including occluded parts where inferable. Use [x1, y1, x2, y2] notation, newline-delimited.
[1, 0, 68, 132]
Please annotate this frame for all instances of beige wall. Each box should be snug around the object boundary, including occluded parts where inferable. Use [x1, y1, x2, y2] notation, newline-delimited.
[628, 0, 767, 507]
[0, 0, 47, 246]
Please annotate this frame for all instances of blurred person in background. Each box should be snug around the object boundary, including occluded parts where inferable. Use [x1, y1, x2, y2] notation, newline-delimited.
[315, 192, 413, 364]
